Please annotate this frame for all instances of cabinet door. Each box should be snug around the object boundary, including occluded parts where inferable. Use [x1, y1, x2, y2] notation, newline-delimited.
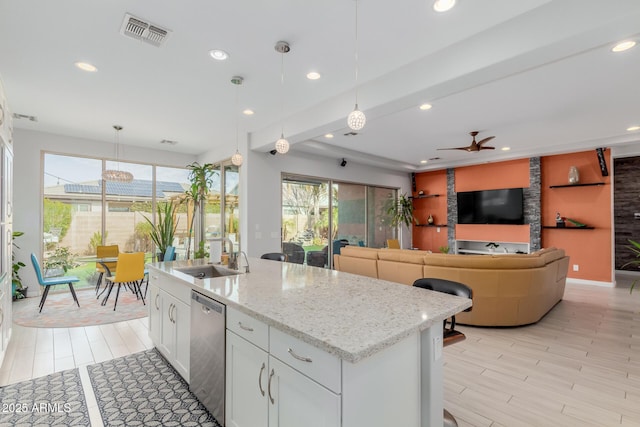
[148, 284, 162, 346]
[158, 290, 175, 361]
[226, 331, 268, 427]
[268, 356, 340, 427]
[172, 297, 190, 380]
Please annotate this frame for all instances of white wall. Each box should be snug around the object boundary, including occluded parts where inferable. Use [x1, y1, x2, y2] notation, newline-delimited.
[12, 128, 197, 291]
[242, 149, 411, 258]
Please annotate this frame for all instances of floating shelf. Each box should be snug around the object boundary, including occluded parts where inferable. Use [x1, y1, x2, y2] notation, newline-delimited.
[409, 194, 441, 199]
[415, 224, 447, 227]
[549, 182, 604, 188]
[543, 226, 595, 229]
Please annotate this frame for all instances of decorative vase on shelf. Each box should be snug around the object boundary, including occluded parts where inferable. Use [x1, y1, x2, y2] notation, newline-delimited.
[427, 214, 434, 225]
[568, 166, 580, 184]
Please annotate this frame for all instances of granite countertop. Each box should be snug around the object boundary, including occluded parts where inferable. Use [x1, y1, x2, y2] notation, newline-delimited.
[147, 258, 472, 363]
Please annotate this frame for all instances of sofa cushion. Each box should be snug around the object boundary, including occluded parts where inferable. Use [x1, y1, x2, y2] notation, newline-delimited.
[378, 249, 428, 265]
[423, 253, 545, 269]
[340, 246, 379, 259]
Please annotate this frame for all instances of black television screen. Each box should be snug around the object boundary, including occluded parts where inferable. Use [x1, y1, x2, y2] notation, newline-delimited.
[457, 188, 524, 224]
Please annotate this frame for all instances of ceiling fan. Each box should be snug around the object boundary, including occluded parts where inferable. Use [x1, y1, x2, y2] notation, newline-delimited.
[438, 131, 496, 152]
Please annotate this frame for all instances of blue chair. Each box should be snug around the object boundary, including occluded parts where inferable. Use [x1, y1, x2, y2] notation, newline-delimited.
[31, 253, 80, 313]
[163, 245, 176, 261]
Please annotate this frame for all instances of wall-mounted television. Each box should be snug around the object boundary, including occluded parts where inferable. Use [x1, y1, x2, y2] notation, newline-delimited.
[457, 188, 524, 225]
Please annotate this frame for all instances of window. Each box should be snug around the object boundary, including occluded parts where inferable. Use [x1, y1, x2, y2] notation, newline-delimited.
[42, 153, 190, 289]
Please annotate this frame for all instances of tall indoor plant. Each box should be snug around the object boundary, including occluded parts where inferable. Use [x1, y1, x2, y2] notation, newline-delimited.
[12, 231, 27, 299]
[184, 162, 217, 259]
[623, 239, 640, 292]
[387, 193, 415, 248]
[144, 201, 179, 260]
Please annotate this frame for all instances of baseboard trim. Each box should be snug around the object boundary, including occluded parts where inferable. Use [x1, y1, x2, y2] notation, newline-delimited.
[566, 278, 614, 288]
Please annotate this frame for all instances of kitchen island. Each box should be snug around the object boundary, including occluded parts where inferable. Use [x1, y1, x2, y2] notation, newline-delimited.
[146, 257, 472, 427]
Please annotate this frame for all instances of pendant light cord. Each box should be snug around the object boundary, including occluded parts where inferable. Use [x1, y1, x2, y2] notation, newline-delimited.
[354, 0, 360, 105]
[280, 50, 285, 136]
[235, 83, 240, 150]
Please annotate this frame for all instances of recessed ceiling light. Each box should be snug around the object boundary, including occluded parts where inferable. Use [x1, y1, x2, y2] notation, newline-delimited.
[242, 109, 254, 116]
[306, 71, 321, 80]
[420, 160, 428, 164]
[325, 133, 334, 138]
[612, 40, 636, 53]
[433, 0, 456, 12]
[501, 146, 511, 151]
[627, 125, 640, 132]
[209, 49, 229, 60]
[419, 103, 432, 111]
[74, 61, 97, 72]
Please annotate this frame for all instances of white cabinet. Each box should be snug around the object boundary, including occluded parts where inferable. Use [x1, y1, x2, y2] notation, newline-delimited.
[226, 331, 268, 427]
[226, 307, 340, 427]
[147, 271, 190, 381]
[268, 355, 340, 427]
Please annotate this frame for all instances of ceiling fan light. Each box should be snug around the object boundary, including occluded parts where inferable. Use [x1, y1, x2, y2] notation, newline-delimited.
[231, 150, 243, 166]
[612, 40, 636, 52]
[275, 136, 290, 154]
[347, 106, 366, 131]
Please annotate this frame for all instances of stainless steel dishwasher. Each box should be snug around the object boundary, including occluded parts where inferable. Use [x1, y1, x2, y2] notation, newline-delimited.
[190, 290, 226, 426]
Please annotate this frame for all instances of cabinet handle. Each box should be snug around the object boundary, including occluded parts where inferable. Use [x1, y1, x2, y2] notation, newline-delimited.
[238, 321, 254, 332]
[268, 368, 275, 404]
[287, 347, 313, 363]
[171, 304, 176, 324]
[168, 303, 174, 322]
[154, 294, 160, 310]
[0, 307, 3, 328]
[258, 362, 266, 396]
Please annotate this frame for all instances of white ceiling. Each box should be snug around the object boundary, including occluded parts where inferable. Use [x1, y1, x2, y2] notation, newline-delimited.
[1, 0, 639, 171]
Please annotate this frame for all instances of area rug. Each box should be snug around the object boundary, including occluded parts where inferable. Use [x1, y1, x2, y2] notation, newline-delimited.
[12, 287, 148, 328]
[0, 368, 90, 426]
[87, 348, 219, 427]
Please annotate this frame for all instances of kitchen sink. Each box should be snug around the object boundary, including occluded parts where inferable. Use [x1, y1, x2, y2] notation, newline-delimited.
[176, 265, 241, 279]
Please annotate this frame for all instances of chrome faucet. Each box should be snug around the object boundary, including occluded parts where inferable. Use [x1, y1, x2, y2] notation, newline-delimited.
[224, 238, 238, 270]
[239, 251, 250, 273]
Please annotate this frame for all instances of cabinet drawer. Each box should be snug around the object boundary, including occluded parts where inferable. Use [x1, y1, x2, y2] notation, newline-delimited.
[227, 307, 269, 351]
[148, 268, 191, 305]
[270, 327, 341, 393]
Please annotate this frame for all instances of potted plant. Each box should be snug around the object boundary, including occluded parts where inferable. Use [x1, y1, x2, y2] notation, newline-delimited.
[12, 231, 27, 300]
[43, 246, 78, 277]
[622, 239, 640, 292]
[386, 193, 414, 248]
[184, 162, 217, 259]
[144, 201, 179, 260]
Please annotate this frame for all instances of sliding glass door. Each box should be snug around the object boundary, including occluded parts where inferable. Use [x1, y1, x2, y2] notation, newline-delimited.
[282, 174, 396, 268]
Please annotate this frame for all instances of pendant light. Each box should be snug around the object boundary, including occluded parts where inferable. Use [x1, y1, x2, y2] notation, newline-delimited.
[230, 76, 244, 166]
[347, 0, 366, 131]
[102, 125, 134, 182]
[274, 41, 290, 154]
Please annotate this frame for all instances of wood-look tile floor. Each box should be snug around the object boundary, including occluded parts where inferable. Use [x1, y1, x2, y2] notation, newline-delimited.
[446, 278, 640, 427]
[2, 279, 640, 426]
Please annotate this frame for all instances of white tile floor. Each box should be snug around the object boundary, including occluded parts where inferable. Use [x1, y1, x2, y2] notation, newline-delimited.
[2, 279, 640, 426]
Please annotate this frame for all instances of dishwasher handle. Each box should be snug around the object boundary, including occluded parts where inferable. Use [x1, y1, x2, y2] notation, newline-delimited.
[191, 291, 225, 314]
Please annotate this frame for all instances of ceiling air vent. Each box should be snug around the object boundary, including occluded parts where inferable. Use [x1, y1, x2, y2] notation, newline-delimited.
[344, 131, 358, 136]
[12, 113, 38, 122]
[120, 13, 170, 47]
[160, 139, 178, 146]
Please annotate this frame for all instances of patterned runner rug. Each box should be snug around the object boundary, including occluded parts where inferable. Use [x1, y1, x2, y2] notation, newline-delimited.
[13, 287, 148, 328]
[87, 348, 219, 427]
[0, 368, 90, 426]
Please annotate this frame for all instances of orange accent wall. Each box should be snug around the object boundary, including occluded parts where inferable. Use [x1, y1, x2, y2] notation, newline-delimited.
[541, 150, 612, 283]
[412, 170, 448, 251]
[455, 159, 530, 243]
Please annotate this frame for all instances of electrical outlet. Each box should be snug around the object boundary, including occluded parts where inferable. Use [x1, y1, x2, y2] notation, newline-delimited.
[573, 264, 579, 272]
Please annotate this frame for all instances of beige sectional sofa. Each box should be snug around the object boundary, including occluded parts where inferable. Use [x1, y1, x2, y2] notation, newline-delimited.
[334, 246, 569, 326]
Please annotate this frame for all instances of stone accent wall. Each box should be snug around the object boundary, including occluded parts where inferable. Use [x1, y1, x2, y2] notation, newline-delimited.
[614, 156, 640, 269]
[447, 168, 456, 248]
[526, 157, 541, 251]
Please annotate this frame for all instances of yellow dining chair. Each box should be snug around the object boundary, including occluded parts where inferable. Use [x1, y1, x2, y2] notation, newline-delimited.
[386, 239, 400, 249]
[101, 252, 145, 311]
[95, 245, 119, 296]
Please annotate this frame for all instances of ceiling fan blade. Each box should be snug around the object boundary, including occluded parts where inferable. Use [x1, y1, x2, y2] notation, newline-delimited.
[478, 146, 495, 150]
[437, 147, 471, 151]
[477, 136, 495, 146]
